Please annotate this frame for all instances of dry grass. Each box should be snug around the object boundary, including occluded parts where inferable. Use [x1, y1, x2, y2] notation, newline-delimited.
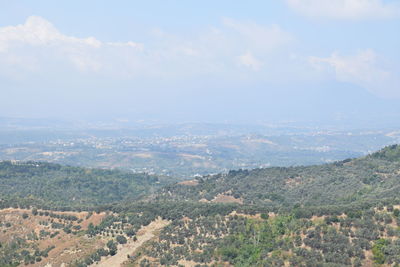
[94, 218, 169, 267]
[212, 194, 243, 204]
[0, 208, 105, 267]
[178, 180, 199, 186]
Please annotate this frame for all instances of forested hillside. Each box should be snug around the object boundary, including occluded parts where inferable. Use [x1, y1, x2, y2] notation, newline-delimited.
[158, 145, 400, 208]
[0, 161, 169, 209]
[1, 145, 400, 266]
[2, 145, 400, 210]
[129, 204, 400, 266]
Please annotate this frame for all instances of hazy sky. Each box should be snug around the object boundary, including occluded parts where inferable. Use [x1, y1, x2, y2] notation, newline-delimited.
[1, 0, 400, 124]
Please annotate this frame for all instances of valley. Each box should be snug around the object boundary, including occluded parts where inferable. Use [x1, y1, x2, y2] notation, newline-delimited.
[1, 123, 399, 179]
[2, 1, 400, 265]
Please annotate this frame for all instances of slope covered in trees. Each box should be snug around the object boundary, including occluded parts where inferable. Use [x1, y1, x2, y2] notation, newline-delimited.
[2, 145, 399, 210]
[157, 145, 400, 208]
[127, 204, 400, 266]
[1, 145, 400, 266]
[0, 161, 170, 208]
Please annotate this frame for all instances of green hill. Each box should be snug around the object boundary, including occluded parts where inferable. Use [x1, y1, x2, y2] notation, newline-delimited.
[2, 145, 400, 210]
[157, 145, 400, 208]
[1, 145, 400, 266]
[0, 161, 169, 209]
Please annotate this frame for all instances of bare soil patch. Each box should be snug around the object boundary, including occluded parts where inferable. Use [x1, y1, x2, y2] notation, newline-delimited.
[178, 180, 199, 186]
[93, 218, 169, 267]
[0, 208, 105, 267]
[212, 194, 243, 204]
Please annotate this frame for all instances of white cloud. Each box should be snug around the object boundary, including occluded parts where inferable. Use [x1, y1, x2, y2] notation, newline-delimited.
[0, 16, 293, 78]
[222, 18, 293, 54]
[0, 16, 102, 50]
[310, 50, 400, 97]
[3, 16, 398, 99]
[107, 41, 144, 50]
[0, 16, 143, 73]
[237, 52, 263, 71]
[286, 0, 400, 20]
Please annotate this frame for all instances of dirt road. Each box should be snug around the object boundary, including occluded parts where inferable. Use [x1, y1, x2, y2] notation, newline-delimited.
[94, 218, 169, 267]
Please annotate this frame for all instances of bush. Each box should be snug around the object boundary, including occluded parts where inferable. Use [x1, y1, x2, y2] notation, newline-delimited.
[116, 235, 127, 244]
[32, 208, 38, 216]
[393, 209, 400, 217]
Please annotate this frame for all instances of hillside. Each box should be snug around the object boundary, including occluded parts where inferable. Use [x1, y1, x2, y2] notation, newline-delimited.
[1, 145, 400, 266]
[157, 145, 400, 208]
[1, 202, 400, 267]
[0, 161, 171, 209]
[2, 145, 399, 211]
[127, 204, 400, 266]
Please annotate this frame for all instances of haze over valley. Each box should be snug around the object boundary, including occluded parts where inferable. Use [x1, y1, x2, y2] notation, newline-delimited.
[1, 1, 400, 266]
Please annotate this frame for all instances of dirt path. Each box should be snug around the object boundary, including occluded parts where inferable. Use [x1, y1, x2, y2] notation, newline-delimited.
[94, 218, 169, 267]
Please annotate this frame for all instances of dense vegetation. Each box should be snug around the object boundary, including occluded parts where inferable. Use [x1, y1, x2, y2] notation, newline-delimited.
[1, 145, 400, 266]
[0, 161, 170, 208]
[126, 204, 400, 266]
[2, 145, 400, 211]
[158, 145, 400, 208]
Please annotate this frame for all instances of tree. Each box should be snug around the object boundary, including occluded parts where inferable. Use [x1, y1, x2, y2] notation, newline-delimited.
[86, 223, 96, 237]
[107, 240, 118, 256]
[126, 228, 136, 237]
[372, 239, 389, 264]
[32, 208, 38, 216]
[116, 235, 127, 244]
[393, 209, 400, 217]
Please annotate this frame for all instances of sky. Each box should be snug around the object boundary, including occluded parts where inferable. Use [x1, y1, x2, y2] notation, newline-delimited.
[0, 0, 400, 125]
